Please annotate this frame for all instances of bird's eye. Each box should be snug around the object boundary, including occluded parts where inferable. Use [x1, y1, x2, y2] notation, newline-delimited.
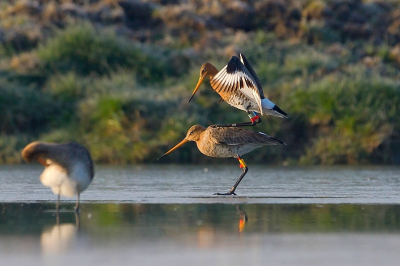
[201, 68, 205, 74]
[189, 131, 194, 135]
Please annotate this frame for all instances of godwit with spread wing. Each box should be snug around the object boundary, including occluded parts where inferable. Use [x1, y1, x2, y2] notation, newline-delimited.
[158, 125, 285, 195]
[22, 142, 94, 212]
[189, 53, 288, 127]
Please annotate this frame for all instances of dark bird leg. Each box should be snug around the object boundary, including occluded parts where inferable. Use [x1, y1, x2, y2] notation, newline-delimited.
[215, 156, 248, 195]
[211, 111, 261, 127]
[56, 193, 60, 213]
[74, 194, 80, 213]
[56, 210, 60, 225]
[75, 211, 80, 230]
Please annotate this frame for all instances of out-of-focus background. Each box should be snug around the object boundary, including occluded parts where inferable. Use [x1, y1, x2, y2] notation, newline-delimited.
[1, 0, 399, 165]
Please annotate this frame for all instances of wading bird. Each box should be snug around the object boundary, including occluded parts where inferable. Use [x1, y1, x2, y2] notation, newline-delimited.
[189, 53, 288, 127]
[21, 142, 94, 212]
[158, 125, 285, 195]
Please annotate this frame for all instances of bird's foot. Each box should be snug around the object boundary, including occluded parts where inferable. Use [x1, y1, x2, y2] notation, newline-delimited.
[214, 191, 237, 196]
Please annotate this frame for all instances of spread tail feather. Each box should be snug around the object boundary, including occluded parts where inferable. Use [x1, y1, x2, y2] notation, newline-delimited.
[261, 98, 288, 118]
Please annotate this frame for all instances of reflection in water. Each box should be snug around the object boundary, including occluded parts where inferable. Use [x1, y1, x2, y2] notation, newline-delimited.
[236, 206, 248, 233]
[197, 227, 215, 248]
[1, 203, 400, 239]
[196, 205, 247, 247]
[41, 224, 77, 254]
[1, 203, 400, 265]
[41, 212, 80, 255]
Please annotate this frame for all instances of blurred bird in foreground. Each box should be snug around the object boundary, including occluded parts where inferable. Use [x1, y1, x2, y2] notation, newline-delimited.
[189, 53, 288, 127]
[158, 125, 285, 195]
[22, 142, 94, 212]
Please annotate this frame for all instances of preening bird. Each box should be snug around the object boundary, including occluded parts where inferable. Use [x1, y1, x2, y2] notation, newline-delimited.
[21, 142, 94, 212]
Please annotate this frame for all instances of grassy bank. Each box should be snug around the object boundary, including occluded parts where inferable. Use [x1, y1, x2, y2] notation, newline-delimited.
[1, 1, 400, 165]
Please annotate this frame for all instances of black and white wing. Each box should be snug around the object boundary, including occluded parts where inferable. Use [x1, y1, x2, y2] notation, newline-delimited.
[210, 56, 263, 114]
[239, 53, 265, 99]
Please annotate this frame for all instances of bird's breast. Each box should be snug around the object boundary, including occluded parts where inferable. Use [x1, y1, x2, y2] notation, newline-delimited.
[225, 94, 259, 113]
[40, 164, 68, 188]
[197, 141, 236, 158]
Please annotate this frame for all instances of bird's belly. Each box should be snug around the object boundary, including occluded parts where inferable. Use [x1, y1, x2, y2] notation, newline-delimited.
[236, 144, 260, 156]
[40, 165, 79, 197]
[198, 143, 236, 158]
[226, 94, 259, 112]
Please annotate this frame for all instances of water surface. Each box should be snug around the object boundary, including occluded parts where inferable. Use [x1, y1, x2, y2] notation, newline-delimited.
[1, 165, 399, 204]
[1, 165, 400, 266]
[1, 202, 400, 266]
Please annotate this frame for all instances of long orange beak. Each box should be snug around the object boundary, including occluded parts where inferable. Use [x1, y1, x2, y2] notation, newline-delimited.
[188, 76, 204, 102]
[157, 138, 189, 160]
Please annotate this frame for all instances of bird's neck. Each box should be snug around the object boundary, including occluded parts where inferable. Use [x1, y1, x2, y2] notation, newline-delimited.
[207, 64, 219, 79]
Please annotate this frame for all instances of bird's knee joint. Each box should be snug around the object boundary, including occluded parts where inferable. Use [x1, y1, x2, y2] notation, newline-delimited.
[238, 158, 247, 168]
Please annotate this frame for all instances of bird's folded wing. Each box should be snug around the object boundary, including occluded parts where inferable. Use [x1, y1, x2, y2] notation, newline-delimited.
[209, 127, 284, 146]
[209, 128, 260, 145]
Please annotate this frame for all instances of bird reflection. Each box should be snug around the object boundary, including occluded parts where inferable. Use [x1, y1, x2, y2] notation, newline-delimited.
[41, 212, 80, 255]
[197, 227, 215, 248]
[236, 206, 248, 233]
[196, 206, 249, 248]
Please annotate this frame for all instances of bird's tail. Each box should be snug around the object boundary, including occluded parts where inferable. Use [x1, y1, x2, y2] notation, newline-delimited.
[261, 98, 288, 118]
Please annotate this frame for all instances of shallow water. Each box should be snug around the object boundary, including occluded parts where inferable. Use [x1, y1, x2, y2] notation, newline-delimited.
[1, 165, 400, 266]
[1, 165, 399, 204]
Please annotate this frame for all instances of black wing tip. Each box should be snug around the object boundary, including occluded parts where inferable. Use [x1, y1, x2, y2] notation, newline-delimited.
[272, 105, 289, 118]
[271, 137, 286, 146]
[227, 56, 241, 74]
[239, 53, 247, 62]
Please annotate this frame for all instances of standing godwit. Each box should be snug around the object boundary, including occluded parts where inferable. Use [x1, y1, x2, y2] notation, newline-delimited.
[189, 53, 288, 127]
[158, 125, 285, 195]
[21, 142, 94, 212]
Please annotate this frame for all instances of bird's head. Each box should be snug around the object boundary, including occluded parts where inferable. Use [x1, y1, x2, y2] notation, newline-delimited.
[189, 63, 218, 102]
[157, 125, 206, 160]
[21, 142, 49, 166]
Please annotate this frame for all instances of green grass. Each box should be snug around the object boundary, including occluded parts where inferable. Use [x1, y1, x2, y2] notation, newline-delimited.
[36, 23, 143, 76]
[288, 71, 400, 164]
[35, 23, 191, 83]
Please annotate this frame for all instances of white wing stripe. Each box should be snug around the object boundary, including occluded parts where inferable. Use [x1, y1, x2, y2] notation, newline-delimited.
[210, 59, 263, 113]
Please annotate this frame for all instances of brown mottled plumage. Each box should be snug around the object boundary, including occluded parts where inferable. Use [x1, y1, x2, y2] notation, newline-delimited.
[158, 125, 285, 195]
[22, 142, 94, 212]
